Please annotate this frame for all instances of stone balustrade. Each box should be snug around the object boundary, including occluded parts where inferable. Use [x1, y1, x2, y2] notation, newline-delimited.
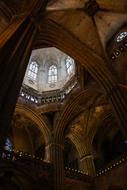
[19, 79, 77, 105]
[0, 150, 53, 172]
[0, 150, 92, 183]
[65, 167, 92, 183]
[96, 151, 127, 177]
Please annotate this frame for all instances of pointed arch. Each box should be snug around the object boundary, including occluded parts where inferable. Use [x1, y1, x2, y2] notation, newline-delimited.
[48, 64, 57, 83]
[28, 61, 39, 80]
[15, 103, 52, 162]
[15, 103, 51, 145]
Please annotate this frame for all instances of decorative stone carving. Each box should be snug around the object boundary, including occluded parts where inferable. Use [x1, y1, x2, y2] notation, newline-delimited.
[84, 0, 99, 16]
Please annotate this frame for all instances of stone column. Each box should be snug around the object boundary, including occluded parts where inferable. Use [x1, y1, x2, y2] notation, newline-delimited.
[0, 15, 37, 149]
[0, 0, 49, 149]
[106, 84, 127, 139]
[48, 142, 65, 190]
[80, 154, 96, 176]
[44, 143, 53, 163]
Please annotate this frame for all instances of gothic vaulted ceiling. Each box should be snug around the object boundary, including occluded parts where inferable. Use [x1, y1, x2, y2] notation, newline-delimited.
[44, 0, 127, 56]
[1, 0, 127, 56]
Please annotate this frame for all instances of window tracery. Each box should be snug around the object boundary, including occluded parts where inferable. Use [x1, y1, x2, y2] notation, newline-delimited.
[48, 65, 57, 83]
[66, 56, 74, 75]
[21, 48, 77, 104]
[28, 61, 38, 80]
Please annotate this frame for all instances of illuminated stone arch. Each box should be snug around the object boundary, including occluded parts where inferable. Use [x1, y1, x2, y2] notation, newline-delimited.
[15, 103, 52, 162]
[54, 85, 102, 143]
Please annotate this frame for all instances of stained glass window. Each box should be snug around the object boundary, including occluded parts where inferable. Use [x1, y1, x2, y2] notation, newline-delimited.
[48, 65, 57, 83]
[116, 31, 127, 42]
[66, 56, 74, 75]
[4, 138, 13, 151]
[28, 61, 38, 80]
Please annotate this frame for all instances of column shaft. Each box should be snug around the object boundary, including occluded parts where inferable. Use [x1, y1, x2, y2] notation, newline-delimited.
[49, 143, 65, 190]
[80, 154, 96, 176]
[0, 0, 49, 147]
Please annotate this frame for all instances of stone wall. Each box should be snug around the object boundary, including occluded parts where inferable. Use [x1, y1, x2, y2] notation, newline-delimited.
[66, 178, 92, 190]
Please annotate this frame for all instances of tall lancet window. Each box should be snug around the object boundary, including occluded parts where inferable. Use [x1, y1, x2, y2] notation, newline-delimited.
[48, 65, 57, 83]
[66, 56, 74, 75]
[28, 61, 38, 80]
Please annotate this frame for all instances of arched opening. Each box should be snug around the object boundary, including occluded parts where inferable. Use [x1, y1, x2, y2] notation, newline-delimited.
[64, 139, 79, 170]
[11, 112, 45, 159]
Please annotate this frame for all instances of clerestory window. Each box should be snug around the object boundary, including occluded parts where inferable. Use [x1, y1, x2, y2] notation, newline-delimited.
[28, 61, 38, 80]
[66, 56, 74, 75]
[48, 65, 57, 83]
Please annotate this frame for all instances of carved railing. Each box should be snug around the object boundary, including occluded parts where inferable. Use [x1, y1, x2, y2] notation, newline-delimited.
[0, 150, 92, 183]
[0, 150, 53, 173]
[19, 78, 77, 105]
[96, 151, 127, 177]
[1, 150, 127, 180]
[65, 167, 92, 183]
